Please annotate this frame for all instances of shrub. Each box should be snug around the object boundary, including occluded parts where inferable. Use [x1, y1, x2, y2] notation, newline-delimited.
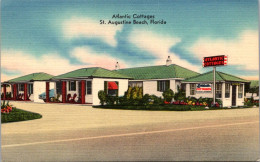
[98, 90, 107, 105]
[141, 94, 151, 106]
[162, 89, 174, 102]
[174, 86, 186, 101]
[106, 96, 118, 105]
[150, 95, 163, 105]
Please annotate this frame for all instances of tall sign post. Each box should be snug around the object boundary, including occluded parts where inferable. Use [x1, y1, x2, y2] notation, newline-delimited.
[203, 55, 228, 106]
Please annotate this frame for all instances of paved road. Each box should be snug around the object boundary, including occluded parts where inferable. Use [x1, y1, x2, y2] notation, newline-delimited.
[1, 102, 259, 161]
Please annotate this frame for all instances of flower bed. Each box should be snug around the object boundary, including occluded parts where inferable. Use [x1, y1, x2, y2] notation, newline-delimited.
[1, 100, 42, 123]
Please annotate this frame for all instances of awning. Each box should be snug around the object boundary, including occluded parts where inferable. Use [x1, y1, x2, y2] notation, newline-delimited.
[108, 82, 118, 90]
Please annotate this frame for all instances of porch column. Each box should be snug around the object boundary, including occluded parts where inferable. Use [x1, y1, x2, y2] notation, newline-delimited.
[24, 83, 28, 101]
[13, 84, 17, 100]
[81, 80, 86, 104]
[46, 82, 50, 102]
[62, 81, 66, 103]
[3, 84, 6, 100]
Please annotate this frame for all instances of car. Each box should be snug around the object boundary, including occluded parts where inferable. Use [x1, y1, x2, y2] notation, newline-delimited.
[39, 89, 55, 100]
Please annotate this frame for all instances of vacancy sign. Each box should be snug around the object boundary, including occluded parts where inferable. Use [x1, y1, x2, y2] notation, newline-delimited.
[196, 84, 212, 91]
[203, 55, 228, 67]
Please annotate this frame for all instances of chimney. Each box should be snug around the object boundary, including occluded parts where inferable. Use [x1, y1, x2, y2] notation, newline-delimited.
[166, 56, 172, 66]
[115, 62, 120, 70]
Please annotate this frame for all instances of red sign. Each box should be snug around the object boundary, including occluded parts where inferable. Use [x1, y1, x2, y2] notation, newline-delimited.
[203, 55, 228, 67]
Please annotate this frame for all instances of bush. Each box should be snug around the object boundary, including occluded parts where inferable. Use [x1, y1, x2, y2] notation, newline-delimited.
[150, 95, 163, 105]
[162, 89, 174, 102]
[141, 94, 151, 106]
[174, 86, 186, 101]
[106, 96, 118, 105]
[98, 90, 107, 105]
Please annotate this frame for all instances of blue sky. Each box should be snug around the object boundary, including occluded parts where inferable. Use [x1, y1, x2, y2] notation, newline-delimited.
[1, 0, 259, 81]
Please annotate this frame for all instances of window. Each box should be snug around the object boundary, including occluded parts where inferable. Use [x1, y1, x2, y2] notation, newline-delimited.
[28, 84, 33, 94]
[68, 81, 76, 91]
[129, 81, 143, 88]
[216, 83, 222, 98]
[19, 84, 24, 91]
[238, 84, 243, 98]
[105, 81, 118, 96]
[86, 81, 92, 95]
[56, 81, 62, 94]
[190, 84, 195, 95]
[157, 80, 170, 92]
[225, 83, 230, 98]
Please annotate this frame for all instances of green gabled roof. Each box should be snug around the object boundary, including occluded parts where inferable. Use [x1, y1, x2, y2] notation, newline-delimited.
[53, 67, 132, 79]
[182, 71, 249, 83]
[116, 64, 200, 80]
[250, 80, 259, 88]
[7, 72, 54, 83]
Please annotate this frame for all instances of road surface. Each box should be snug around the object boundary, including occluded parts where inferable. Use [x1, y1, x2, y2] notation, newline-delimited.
[1, 102, 259, 161]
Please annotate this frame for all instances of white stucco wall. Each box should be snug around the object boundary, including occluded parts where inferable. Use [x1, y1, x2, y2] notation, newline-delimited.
[92, 78, 129, 105]
[185, 82, 245, 107]
[143, 79, 177, 97]
[33, 81, 54, 103]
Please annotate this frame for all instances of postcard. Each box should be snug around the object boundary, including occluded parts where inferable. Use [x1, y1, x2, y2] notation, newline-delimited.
[1, 0, 259, 161]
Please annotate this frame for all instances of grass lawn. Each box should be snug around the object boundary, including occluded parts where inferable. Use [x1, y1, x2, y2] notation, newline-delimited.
[1, 108, 42, 123]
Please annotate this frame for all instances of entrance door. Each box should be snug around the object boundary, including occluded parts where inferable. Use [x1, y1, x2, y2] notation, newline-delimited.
[232, 85, 236, 106]
[78, 82, 82, 102]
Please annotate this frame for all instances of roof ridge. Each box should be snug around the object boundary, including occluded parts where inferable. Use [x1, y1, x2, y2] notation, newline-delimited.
[91, 67, 101, 76]
[173, 64, 200, 75]
[117, 64, 169, 71]
[218, 71, 248, 82]
[185, 70, 212, 80]
[216, 71, 225, 81]
[172, 64, 177, 78]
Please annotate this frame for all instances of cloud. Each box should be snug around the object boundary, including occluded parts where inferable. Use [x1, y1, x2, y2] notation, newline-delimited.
[1, 50, 85, 82]
[189, 30, 259, 71]
[129, 29, 201, 72]
[63, 17, 123, 47]
[70, 46, 127, 70]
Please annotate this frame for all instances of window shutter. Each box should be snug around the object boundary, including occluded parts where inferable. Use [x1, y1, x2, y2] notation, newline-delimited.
[104, 81, 108, 94]
[157, 81, 159, 91]
[116, 81, 119, 96]
[166, 80, 170, 90]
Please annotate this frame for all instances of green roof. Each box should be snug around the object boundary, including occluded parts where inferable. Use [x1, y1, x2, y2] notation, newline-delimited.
[53, 67, 132, 79]
[7, 72, 54, 83]
[250, 80, 259, 88]
[182, 71, 249, 83]
[116, 64, 200, 80]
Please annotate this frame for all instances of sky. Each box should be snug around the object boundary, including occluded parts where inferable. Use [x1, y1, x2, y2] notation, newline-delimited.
[1, 0, 259, 82]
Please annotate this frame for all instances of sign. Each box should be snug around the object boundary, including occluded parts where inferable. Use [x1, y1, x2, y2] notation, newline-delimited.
[196, 84, 212, 91]
[232, 83, 240, 86]
[203, 55, 228, 67]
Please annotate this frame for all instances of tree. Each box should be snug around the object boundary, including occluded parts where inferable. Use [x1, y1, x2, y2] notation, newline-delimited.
[98, 90, 107, 105]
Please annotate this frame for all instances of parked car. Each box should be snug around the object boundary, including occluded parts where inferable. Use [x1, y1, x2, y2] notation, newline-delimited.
[39, 89, 55, 101]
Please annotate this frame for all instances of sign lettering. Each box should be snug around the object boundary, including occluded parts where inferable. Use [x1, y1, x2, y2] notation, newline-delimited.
[203, 55, 228, 67]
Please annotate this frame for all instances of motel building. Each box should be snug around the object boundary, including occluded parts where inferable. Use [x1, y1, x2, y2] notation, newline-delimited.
[115, 57, 200, 96]
[181, 71, 249, 107]
[1, 72, 54, 102]
[49, 67, 131, 105]
[1, 56, 250, 107]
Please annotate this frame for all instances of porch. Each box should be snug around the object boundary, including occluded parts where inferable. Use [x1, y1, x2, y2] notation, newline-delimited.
[1, 83, 33, 101]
